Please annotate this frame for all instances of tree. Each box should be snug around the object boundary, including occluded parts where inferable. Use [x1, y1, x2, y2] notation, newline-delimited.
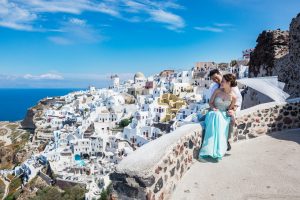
[119, 118, 131, 128]
[98, 184, 111, 200]
[99, 190, 108, 200]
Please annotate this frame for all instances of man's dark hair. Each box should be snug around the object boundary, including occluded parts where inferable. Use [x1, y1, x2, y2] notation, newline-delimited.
[209, 69, 221, 77]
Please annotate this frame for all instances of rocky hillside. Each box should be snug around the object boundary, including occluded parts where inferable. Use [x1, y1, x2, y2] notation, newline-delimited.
[248, 29, 289, 77]
[249, 12, 300, 98]
[21, 98, 56, 130]
[275, 13, 300, 98]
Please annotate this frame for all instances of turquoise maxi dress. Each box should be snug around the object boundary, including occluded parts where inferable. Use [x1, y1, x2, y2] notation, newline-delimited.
[199, 97, 231, 159]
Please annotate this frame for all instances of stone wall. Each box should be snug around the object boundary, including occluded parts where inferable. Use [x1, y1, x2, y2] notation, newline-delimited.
[241, 87, 274, 110]
[37, 171, 53, 185]
[55, 178, 86, 190]
[232, 98, 300, 141]
[110, 124, 202, 200]
[110, 99, 300, 200]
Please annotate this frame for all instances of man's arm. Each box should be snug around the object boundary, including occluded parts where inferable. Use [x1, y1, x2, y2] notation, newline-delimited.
[227, 92, 238, 116]
[208, 83, 219, 100]
[232, 86, 242, 110]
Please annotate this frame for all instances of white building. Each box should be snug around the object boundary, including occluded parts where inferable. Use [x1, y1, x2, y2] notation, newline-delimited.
[90, 136, 103, 156]
[110, 74, 120, 88]
[89, 86, 96, 94]
[176, 70, 193, 83]
[171, 82, 194, 97]
[73, 138, 91, 156]
[134, 72, 146, 87]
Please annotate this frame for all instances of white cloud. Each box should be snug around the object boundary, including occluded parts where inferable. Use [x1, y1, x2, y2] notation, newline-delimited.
[123, 0, 147, 13]
[149, 9, 185, 30]
[48, 17, 104, 45]
[64, 72, 134, 81]
[0, 72, 63, 80]
[194, 22, 234, 33]
[123, 0, 185, 30]
[214, 23, 233, 27]
[0, 0, 185, 32]
[23, 73, 64, 80]
[69, 18, 86, 26]
[17, 0, 120, 16]
[0, 73, 17, 80]
[0, 0, 37, 31]
[0, 72, 137, 88]
[48, 36, 72, 45]
[194, 26, 224, 33]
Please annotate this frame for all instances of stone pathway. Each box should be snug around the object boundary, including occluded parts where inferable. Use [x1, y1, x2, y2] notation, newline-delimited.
[0, 176, 9, 200]
[172, 129, 300, 200]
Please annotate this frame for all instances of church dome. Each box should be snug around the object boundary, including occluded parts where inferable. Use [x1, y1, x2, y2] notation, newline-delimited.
[134, 72, 145, 79]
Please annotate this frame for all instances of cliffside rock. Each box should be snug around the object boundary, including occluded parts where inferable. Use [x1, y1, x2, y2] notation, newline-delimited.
[21, 98, 55, 130]
[249, 12, 300, 98]
[21, 108, 36, 129]
[249, 29, 289, 77]
[275, 13, 300, 98]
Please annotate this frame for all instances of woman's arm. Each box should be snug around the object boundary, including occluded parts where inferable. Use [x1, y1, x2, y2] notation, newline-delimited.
[209, 89, 220, 110]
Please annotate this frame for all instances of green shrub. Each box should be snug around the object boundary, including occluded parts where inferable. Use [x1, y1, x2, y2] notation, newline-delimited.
[63, 185, 86, 200]
[31, 185, 86, 200]
[99, 190, 108, 200]
[119, 118, 131, 128]
[8, 177, 22, 196]
[30, 187, 62, 200]
[99, 183, 112, 200]
[4, 194, 16, 200]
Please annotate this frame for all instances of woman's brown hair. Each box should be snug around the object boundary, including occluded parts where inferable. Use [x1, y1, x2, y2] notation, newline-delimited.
[223, 73, 237, 87]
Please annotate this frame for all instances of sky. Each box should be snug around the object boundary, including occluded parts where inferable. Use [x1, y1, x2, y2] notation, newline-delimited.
[0, 0, 300, 88]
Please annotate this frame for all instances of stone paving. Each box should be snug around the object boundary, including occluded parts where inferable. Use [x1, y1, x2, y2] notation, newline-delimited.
[172, 129, 300, 200]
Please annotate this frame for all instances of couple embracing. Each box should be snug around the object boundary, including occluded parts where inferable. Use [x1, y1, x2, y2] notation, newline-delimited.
[199, 69, 242, 161]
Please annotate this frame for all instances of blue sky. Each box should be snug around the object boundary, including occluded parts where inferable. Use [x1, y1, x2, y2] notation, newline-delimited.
[0, 0, 299, 88]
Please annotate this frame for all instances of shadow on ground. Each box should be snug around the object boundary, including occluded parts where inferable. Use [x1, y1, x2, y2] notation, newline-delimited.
[268, 129, 300, 144]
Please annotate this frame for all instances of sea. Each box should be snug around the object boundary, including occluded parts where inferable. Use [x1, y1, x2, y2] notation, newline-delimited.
[0, 88, 81, 122]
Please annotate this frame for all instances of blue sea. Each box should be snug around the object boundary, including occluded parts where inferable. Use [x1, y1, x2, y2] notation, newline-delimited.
[0, 88, 80, 122]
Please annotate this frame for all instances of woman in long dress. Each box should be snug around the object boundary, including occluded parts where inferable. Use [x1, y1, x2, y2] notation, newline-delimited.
[199, 74, 237, 160]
